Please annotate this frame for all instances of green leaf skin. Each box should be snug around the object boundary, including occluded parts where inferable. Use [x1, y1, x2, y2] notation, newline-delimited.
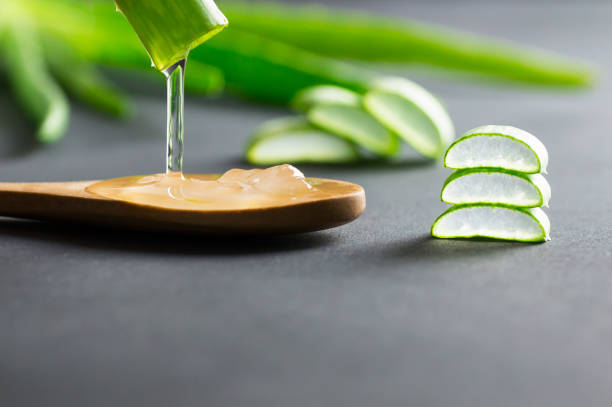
[431, 204, 550, 242]
[1, 16, 69, 143]
[308, 104, 399, 157]
[43, 36, 132, 118]
[192, 30, 374, 103]
[441, 168, 551, 208]
[183, 60, 225, 95]
[30, 1, 375, 104]
[114, 0, 228, 72]
[223, 1, 595, 87]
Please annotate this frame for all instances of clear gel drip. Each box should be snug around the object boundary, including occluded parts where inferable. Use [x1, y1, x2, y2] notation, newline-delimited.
[163, 59, 186, 175]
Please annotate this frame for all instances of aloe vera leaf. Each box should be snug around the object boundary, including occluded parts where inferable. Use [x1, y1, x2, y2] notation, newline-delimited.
[30, 1, 375, 104]
[223, 2, 594, 87]
[247, 116, 312, 146]
[292, 85, 361, 111]
[114, 0, 228, 72]
[192, 30, 374, 103]
[43, 36, 132, 118]
[246, 117, 360, 165]
[183, 61, 225, 94]
[308, 104, 399, 156]
[1, 16, 69, 143]
[364, 77, 454, 159]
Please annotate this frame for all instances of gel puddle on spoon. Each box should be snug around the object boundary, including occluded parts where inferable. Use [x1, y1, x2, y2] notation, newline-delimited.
[441, 169, 551, 208]
[431, 204, 550, 242]
[87, 164, 340, 210]
[445, 125, 548, 173]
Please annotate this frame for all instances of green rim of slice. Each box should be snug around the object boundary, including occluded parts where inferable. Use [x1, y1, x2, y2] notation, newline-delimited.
[441, 168, 551, 207]
[292, 85, 361, 111]
[444, 125, 548, 174]
[363, 76, 455, 159]
[246, 116, 360, 165]
[431, 204, 550, 242]
[308, 104, 399, 156]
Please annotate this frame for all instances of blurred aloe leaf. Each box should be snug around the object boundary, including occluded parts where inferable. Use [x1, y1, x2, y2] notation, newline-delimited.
[1, 5, 69, 143]
[223, 1, 595, 87]
[43, 36, 133, 118]
[0, 0, 597, 145]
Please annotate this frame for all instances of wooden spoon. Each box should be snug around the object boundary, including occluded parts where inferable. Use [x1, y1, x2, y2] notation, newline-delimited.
[0, 177, 365, 234]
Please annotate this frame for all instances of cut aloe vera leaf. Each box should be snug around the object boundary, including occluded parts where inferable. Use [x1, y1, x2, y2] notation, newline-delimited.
[431, 205, 550, 242]
[292, 85, 361, 111]
[441, 169, 551, 208]
[364, 77, 455, 159]
[308, 104, 399, 156]
[445, 125, 548, 173]
[249, 116, 312, 142]
[246, 120, 360, 165]
[114, 0, 228, 71]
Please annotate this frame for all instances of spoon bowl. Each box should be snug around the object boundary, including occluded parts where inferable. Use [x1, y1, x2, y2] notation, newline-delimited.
[0, 176, 365, 235]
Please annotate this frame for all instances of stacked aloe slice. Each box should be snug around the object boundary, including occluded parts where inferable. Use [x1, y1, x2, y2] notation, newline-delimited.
[246, 77, 455, 164]
[431, 125, 551, 242]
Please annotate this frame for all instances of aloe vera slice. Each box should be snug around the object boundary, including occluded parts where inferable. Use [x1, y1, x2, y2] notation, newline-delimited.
[292, 85, 361, 111]
[364, 77, 455, 159]
[114, 0, 228, 71]
[246, 117, 360, 165]
[445, 125, 548, 173]
[308, 104, 399, 156]
[441, 169, 551, 208]
[431, 205, 550, 242]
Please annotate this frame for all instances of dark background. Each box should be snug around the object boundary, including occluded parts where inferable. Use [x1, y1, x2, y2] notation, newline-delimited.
[1, 1, 611, 406]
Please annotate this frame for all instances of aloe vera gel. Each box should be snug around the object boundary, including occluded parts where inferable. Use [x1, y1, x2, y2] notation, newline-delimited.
[88, 1, 326, 210]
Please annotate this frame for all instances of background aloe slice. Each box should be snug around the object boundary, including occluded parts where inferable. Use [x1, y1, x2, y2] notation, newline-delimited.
[292, 85, 361, 111]
[441, 169, 551, 207]
[364, 77, 454, 159]
[114, 0, 228, 71]
[246, 117, 360, 165]
[444, 125, 548, 173]
[307, 104, 399, 157]
[431, 205, 550, 242]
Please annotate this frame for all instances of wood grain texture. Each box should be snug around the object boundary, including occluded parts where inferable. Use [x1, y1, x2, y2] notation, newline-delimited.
[0, 177, 366, 234]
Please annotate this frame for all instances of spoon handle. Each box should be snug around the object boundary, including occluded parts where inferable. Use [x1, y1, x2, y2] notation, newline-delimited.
[0, 181, 102, 222]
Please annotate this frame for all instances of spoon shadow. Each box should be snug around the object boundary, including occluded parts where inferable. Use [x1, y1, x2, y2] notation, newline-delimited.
[0, 218, 335, 256]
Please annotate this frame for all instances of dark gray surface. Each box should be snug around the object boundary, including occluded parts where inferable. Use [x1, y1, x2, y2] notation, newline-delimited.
[1, 2, 611, 406]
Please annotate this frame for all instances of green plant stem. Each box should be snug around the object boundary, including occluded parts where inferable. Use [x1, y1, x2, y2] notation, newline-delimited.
[1, 16, 69, 143]
[43, 36, 132, 118]
[223, 1, 594, 86]
[30, 1, 375, 104]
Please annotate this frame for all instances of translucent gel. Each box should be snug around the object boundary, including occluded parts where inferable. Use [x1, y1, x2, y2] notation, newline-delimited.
[87, 164, 332, 210]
